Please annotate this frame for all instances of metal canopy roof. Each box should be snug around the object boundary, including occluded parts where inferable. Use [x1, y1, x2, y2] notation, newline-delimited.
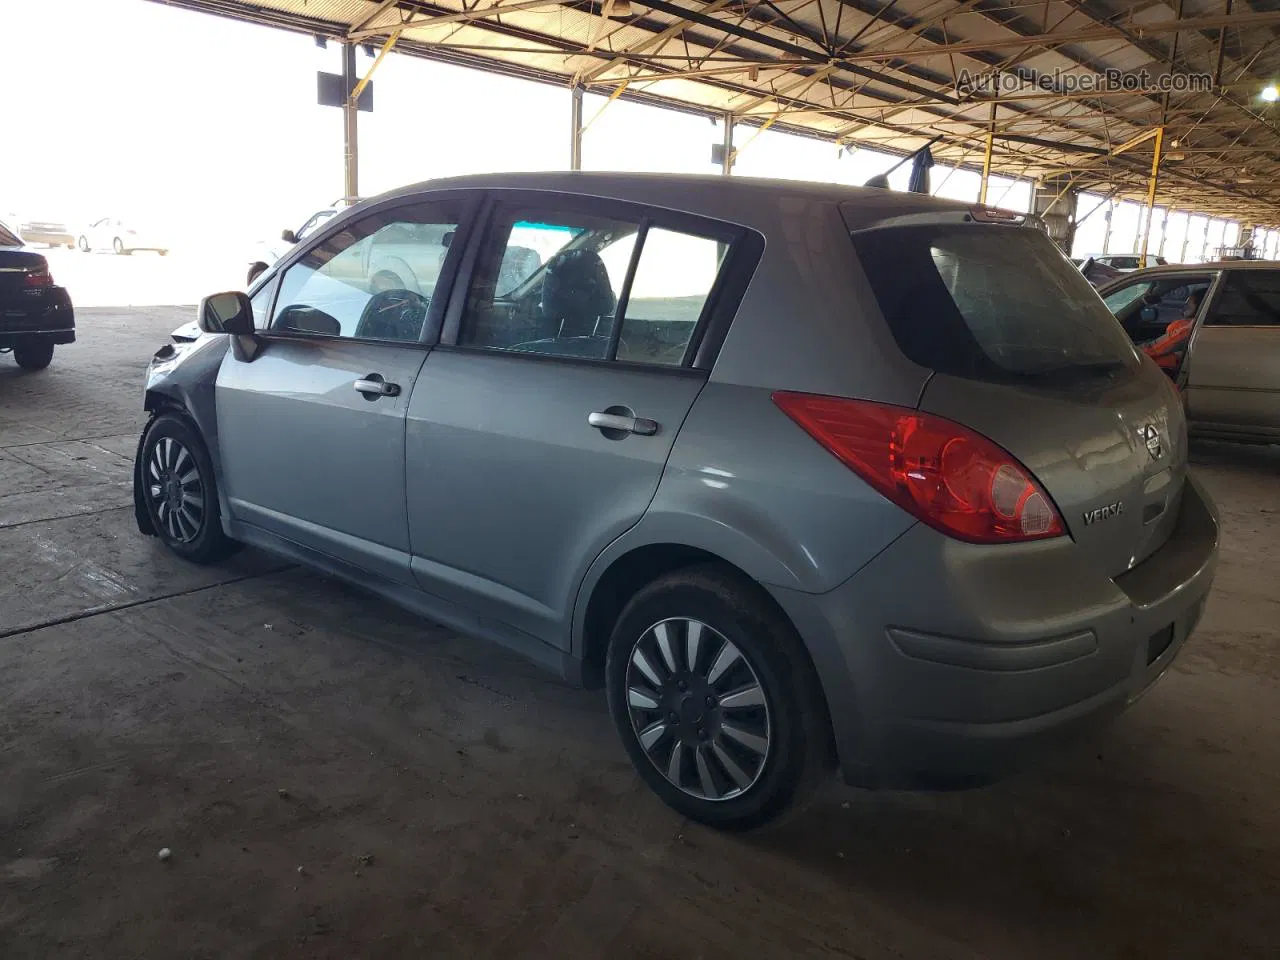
[148, 0, 1280, 221]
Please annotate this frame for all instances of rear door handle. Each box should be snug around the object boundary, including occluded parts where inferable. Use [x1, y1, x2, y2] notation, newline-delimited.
[354, 374, 401, 399]
[588, 410, 659, 436]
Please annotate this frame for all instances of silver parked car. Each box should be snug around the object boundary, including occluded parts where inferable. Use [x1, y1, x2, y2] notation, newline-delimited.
[1099, 261, 1280, 443]
[132, 173, 1219, 829]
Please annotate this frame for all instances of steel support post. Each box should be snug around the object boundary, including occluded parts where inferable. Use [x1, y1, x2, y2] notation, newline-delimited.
[342, 42, 359, 201]
[570, 84, 584, 171]
[721, 112, 734, 176]
[978, 100, 995, 204]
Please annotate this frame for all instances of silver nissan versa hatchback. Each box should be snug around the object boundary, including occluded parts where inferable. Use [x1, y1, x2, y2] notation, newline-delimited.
[133, 173, 1219, 829]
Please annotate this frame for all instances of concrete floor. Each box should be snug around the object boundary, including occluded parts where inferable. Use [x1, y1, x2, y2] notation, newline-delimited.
[1, 306, 1277, 959]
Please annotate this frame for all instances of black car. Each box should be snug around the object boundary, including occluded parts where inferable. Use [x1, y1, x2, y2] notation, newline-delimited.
[0, 220, 75, 370]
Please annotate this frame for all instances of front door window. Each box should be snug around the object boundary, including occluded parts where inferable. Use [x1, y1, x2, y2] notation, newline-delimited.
[271, 202, 463, 343]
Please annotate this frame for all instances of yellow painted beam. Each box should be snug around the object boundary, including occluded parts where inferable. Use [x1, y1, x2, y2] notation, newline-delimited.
[350, 29, 401, 105]
[1139, 126, 1166, 265]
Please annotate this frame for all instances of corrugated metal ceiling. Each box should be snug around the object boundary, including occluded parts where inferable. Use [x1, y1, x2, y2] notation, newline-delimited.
[146, 0, 1280, 221]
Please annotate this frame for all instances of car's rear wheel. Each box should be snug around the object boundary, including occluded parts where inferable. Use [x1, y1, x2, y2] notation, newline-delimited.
[140, 414, 237, 564]
[112, 237, 127, 255]
[77, 235, 90, 252]
[13, 342, 54, 371]
[605, 565, 831, 830]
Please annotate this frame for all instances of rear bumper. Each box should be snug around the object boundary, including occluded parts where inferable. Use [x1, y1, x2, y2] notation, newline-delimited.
[769, 473, 1219, 789]
[0, 287, 76, 346]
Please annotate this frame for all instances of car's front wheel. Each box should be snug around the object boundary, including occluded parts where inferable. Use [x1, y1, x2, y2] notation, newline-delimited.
[605, 565, 832, 830]
[13, 342, 54, 371]
[140, 414, 237, 564]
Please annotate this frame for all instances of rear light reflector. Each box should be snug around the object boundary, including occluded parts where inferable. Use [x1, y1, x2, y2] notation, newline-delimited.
[772, 392, 1066, 544]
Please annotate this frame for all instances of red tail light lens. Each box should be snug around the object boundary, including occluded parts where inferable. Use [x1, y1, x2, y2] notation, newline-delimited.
[24, 266, 53, 288]
[772, 392, 1066, 544]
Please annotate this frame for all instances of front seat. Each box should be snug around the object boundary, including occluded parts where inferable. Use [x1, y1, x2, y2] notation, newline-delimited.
[537, 248, 616, 339]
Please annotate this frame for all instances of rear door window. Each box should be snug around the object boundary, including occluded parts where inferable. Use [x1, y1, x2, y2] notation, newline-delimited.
[457, 201, 736, 367]
[852, 225, 1139, 381]
[1205, 271, 1280, 326]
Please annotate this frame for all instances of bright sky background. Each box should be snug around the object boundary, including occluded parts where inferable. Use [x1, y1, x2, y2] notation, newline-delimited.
[0, 0, 1119, 254]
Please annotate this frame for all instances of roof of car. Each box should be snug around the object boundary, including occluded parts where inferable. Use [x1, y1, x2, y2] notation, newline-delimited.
[1120, 259, 1280, 276]
[376, 171, 989, 231]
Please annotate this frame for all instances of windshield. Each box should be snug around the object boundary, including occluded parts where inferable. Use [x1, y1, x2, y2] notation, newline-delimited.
[852, 224, 1139, 381]
[1102, 282, 1153, 313]
[0, 221, 21, 247]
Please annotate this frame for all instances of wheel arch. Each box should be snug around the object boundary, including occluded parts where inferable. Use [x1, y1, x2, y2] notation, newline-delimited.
[579, 541, 839, 785]
[139, 370, 230, 536]
[575, 538, 826, 710]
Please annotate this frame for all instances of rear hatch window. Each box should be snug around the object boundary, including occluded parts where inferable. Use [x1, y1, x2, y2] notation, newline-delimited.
[851, 224, 1140, 383]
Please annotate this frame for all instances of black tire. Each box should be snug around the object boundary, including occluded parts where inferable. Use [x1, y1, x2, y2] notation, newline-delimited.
[77, 235, 90, 252]
[605, 564, 832, 831]
[112, 237, 126, 255]
[13, 342, 54, 371]
[246, 262, 267, 286]
[139, 414, 237, 564]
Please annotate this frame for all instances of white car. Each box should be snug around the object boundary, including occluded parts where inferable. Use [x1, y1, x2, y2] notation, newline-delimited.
[245, 199, 362, 287]
[78, 218, 168, 255]
[1081, 253, 1169, 272]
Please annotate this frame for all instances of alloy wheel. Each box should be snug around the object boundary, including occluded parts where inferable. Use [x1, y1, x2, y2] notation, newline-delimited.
[146, 437, 205, 543]
[624, 617, 772, 801]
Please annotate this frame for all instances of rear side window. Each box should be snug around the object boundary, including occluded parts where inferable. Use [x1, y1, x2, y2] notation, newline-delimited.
[1205, 271, 1280, 326]
[458, 204, 733, 367]
[852, 225, 1139, 381]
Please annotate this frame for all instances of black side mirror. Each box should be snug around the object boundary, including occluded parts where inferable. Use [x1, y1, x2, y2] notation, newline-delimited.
[281, 228, 298, 244]
[198, 291, 254, 335]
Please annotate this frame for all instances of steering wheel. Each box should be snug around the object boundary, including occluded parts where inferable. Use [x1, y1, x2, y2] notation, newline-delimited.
[355, 289, 429, 342]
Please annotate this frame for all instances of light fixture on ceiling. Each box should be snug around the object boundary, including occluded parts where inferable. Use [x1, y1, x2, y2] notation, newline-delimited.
[314, 34, 328, 49]
[609, 0, 633, 18]
[1262, 84, 1279, 102]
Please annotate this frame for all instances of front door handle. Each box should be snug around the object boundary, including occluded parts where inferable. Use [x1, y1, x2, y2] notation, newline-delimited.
[589, 410, 659, 437]
[354, 374, 401, 399]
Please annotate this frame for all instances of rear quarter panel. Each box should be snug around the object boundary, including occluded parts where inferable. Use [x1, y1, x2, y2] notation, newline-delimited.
[619, 382, 919, 593]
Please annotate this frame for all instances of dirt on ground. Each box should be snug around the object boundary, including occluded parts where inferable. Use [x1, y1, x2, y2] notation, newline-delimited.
[0, 306, 1276, 959]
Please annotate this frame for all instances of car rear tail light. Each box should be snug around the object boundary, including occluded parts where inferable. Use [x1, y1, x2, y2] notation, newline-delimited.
[24, 266, 53, 289]
[772, 392, 1066, 544]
